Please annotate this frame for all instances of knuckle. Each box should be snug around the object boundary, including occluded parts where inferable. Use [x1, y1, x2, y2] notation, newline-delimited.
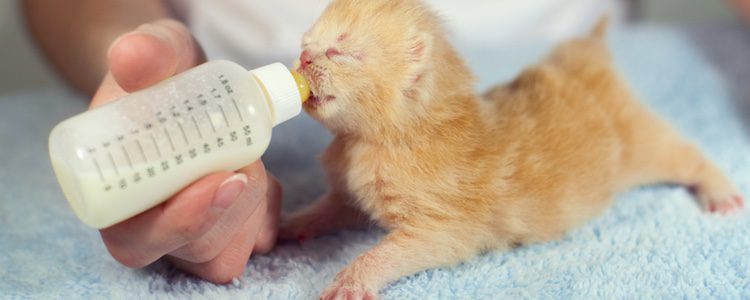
[100, 230, 152, 268]
[203, 260, 246, 284]
[179, 240, 220, 263]
[254, 228, 277, 254]
[106, 246, 151, 269]
[174, 219, 211, 244]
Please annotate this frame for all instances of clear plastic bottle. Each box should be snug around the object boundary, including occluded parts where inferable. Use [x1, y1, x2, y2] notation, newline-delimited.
[49, 61, 310, 229]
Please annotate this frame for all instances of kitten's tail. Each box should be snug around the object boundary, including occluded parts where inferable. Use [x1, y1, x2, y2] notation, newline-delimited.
[590, 15, 611, 40]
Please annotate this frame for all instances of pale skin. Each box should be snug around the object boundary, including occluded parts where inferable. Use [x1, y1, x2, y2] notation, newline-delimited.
[24, 1, 281, 283]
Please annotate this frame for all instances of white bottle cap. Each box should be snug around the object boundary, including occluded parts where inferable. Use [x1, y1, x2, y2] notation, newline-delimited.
[250, 63, 302, 127]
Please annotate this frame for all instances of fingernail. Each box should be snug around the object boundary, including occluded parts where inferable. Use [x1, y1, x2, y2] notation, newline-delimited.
[106, 33, 131, 59]
[213, 174, 248, 210]
[135, 23, 171, 40]
[106, 27, 170, 60]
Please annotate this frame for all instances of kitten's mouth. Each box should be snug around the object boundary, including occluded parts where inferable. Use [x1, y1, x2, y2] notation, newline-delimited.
[298, 67, 336, 109]
[304, 92, 336, 108]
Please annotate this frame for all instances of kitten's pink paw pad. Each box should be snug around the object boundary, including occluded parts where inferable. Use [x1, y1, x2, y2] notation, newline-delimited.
[320, 281, 377, 300]
[702, 193, 744, 214]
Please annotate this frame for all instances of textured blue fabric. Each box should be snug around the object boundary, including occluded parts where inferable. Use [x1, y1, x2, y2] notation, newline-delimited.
[1, 24, 749, 299]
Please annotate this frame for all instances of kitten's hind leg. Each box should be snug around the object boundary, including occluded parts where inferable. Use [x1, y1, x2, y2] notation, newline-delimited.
[622, 118, 743, 213]
[279, 192, 370, 241]
[321, 228, 489, 299]
[670, 145, 743, 213]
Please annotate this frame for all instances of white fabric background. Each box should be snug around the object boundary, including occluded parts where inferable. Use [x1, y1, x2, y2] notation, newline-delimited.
[172, 0, 624, 68]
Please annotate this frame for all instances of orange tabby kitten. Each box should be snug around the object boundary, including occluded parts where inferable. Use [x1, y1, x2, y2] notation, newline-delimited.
[281, 0, 744, 298]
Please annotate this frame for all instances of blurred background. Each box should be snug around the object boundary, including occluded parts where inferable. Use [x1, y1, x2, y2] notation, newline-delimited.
[0, 0, 742, 97]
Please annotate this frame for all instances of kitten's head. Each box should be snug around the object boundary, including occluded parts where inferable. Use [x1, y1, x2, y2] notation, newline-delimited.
[297, 0, 443, 135]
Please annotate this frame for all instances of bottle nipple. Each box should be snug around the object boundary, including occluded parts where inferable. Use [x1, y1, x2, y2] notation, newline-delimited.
[290, 71, 311, 103]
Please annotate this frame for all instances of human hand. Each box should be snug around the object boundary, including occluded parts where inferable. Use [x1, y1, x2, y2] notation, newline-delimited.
[92, 19, 282, 283]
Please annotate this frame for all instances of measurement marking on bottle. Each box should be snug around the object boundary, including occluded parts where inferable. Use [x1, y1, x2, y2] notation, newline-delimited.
[177, 123, 189, 145]
[92, 157, 105, 182]
[107, 151, 120, 176]
[136, 140, 147, 161]
[121, 146, 134, 170]
[164, 129, 176, 152]
[218, 104, 230, 127]
[205, 110, 217, 133]
[231, 98, 244, 121]
[191, 116, 203, 139]
[150, 133, 163, 158]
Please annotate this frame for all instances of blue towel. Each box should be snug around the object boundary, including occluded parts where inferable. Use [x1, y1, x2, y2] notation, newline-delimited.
[1, 23, 749, 299]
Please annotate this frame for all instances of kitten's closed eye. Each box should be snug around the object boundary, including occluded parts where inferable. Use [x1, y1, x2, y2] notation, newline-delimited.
[314, 47, 363, 65]
[326, 48, 343, 59]
[298, 46, 361, 70]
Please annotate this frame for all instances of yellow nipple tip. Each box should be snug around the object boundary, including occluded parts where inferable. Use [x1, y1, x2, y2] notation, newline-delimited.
[290, 70, 311, 103]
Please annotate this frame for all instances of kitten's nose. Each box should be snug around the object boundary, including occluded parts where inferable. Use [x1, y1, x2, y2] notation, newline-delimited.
[299, 50, 313, 71]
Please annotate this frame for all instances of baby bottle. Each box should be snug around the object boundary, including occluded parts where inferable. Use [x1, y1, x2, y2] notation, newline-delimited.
[49, 61, 309, 228]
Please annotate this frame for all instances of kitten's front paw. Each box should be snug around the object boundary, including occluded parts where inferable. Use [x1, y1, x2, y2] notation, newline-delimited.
[279, 197, 368, 242]
[694, 188, 744, 214]
[320, 278, 377, 300]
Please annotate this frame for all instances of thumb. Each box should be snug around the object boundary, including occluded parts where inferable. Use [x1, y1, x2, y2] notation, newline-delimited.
[107, 19, 206, 93]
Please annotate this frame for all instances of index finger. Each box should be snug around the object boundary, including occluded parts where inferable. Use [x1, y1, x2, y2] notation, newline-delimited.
[99, 171, 237, 268]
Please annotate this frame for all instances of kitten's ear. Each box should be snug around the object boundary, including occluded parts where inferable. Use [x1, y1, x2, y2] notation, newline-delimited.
[408, 31, 433, 67]
[406, 31, 433, 88]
